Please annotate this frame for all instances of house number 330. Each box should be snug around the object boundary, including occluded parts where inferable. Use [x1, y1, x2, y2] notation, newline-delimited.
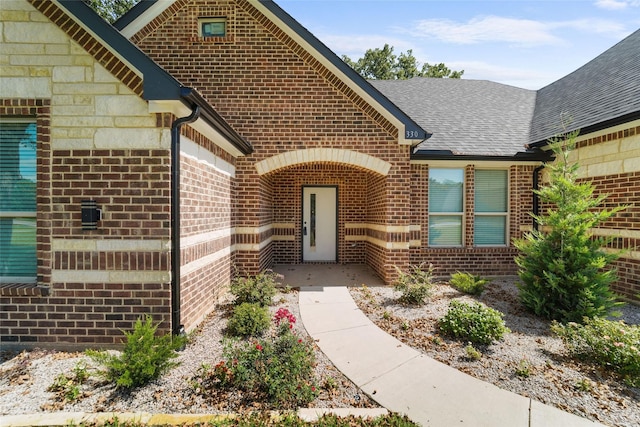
[405, 130, 421, 138]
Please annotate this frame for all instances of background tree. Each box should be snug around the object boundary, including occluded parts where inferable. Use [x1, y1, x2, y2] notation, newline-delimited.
[515, 130, 625, 323]
[342, 44, 464, 80]
[84, 0, 138, 23]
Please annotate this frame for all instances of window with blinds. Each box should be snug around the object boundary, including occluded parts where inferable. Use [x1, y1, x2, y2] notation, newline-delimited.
[474, 170, 508, 245]
[428, 168, 463, 246]
[0, 120, 37, 281]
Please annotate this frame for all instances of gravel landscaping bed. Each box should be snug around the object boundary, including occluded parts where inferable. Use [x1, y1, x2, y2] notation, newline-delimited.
[349, 277, 640, 427]
[0, 289, 377, 417]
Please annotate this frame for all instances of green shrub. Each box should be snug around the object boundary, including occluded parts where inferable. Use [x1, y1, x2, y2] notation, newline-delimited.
[230, 271, 277, 306]
[515, 131, 625, 323]
[438, 300, 509, 345]
[551, 318, 640, 386]
[450, 271, 488, 295]
[87, 315, 185, 389]
[226, 302, 270, 337]
[393, 263, 433, 305]
[200, 309, 318, 408]
[464, 343, 482, 361]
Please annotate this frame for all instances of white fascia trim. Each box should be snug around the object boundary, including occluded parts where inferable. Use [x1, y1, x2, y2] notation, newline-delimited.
[248, 0, 408, 145]
[119, 1, 179, 39]
[149, 100, 244, 158]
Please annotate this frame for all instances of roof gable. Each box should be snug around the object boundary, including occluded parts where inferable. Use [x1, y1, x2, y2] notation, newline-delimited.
[115, 0, 428, 145]
[36, 0, 250, 155]
[529, 29, 640, 145]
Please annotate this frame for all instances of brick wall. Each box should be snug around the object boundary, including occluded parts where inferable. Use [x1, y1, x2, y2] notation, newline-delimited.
[132, 0, 412, 281]
[571, 123, 640, 300]
[409, 163, 535, 278]
[0, 0, 241, 349]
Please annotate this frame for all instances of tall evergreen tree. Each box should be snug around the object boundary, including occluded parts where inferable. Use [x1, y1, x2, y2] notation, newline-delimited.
[515, 131, 625, 323]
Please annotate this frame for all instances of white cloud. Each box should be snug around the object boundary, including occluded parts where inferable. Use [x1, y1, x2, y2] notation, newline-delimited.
[405, 16, 629, 46]
[595, 0, 640, 10]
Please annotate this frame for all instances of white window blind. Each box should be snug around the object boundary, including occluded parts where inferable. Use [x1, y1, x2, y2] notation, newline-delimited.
[0, 121, 37, 280]
[429, 168, 463, 246]
[474, 170, 507, 245]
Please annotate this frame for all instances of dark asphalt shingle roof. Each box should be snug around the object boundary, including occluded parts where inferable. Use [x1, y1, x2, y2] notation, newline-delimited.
[530, 29, 640, 145]
[370, 78, 537, 157]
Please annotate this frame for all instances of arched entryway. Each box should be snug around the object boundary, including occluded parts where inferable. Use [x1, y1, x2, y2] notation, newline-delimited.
[249, 148, 409, 284]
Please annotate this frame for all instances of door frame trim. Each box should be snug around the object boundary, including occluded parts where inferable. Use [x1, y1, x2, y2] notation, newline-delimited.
[300, 185, 338, 263]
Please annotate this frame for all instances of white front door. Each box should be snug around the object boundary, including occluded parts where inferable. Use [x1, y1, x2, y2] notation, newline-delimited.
[302, 186, 337, 262]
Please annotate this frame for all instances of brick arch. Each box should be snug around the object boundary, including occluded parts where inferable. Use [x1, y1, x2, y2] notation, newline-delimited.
[255, 148, 391, 176]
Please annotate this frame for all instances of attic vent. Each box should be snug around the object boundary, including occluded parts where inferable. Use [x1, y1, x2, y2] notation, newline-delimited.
[199, 17, 226, 38]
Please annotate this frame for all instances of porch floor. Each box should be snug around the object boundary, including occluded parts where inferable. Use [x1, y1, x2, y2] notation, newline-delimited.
[272, 264, 385, 288]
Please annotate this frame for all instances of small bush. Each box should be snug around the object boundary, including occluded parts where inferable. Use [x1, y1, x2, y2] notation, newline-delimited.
[515, 358, 532, 378]
[226, 302, 270, 337]
[438, 300, 509, 345]
[230, 271, 277, 306]
[464, 343, 482, 361]
[450, 271, 488, 295]
[48, 361, 89, 402]
[551, 318, 640, 386]
[200, 310, 318, 408]
[394, 263, 433, 305]
[87, 315, 185, 389]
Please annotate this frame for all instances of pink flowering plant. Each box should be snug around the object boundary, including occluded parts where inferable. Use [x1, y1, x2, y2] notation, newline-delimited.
[551, 317, 640, 386]
[196, 307, 318, 408]
[274, 307, 296, 331]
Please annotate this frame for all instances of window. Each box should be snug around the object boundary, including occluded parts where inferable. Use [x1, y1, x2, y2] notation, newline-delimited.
[199, 17, 226, 37]
[0, 120, 37, 281]
[474, 170, 508, 245]
[429, 168, 463, 246]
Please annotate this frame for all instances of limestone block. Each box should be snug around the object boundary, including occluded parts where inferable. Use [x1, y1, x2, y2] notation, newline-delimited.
[53, 105, 95, 116]
[95, 94, 149, 116]
[52, 66, 86, 82]
[0, 65, 28, 76]
[0, 77, 50, 97]
[577, 140, 619, 161]
[1, 0, 34, 11]
[73, 56, 95, 67]
[587, 160, 623, 178]
[10, 54, 72, 66]
[623, 156, 640, 173]
[29, 67, 50, 77]
[53, 82, 117, 95]
[3, 21, 68, 44]
[93, 65, 120, 83]
[94, 128, 163, 149]
[0, 43, 44, 55]
[51, 138, 94, 150]
[115, 116, 156, 128]
[621, 135, 640, 153]
[45, 44, 70, 55]
[53, 116, 114, 128]
[0, 10, 29, 22]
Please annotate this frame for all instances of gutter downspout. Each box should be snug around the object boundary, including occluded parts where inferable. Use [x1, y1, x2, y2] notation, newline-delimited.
[170, 105, 200, 336]
[532, 164, 546, 231]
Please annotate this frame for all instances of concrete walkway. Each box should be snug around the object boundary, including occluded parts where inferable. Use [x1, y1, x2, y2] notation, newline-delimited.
[298, 286, 604, 427]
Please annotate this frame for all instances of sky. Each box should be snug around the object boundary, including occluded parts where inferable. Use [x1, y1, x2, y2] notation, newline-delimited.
[276, 0, 640, 90]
